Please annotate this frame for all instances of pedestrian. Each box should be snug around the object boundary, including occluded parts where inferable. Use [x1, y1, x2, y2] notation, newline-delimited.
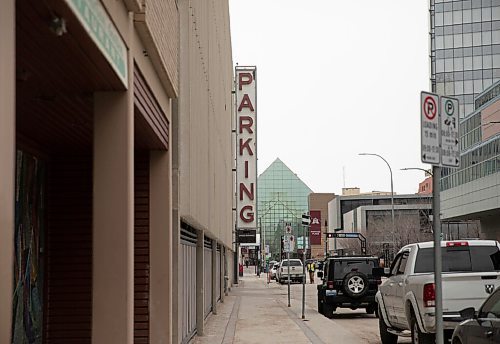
[307, 261, 315, 284]
[245, 260, 249, 268]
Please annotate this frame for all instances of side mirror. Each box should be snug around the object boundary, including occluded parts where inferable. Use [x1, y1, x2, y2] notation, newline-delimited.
[384, 268, 391, 277]
[459, 307, 476, 319]
[317, 271, 324, 279]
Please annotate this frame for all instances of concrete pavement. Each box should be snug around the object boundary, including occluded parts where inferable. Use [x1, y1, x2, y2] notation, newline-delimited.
[193, 268, 406, 344]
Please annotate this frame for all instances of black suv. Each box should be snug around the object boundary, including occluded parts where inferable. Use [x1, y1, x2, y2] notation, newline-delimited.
[317, 256, 382, 318]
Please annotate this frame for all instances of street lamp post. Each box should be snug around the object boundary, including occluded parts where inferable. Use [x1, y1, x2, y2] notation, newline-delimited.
[359, 153, 395, 260]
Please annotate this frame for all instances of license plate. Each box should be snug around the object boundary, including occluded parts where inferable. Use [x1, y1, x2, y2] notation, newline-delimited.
[326, 290, 337, 296]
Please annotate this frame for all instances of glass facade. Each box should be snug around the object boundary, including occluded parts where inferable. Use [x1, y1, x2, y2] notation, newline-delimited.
[257, 158, 312, 260]
[430, 0, 500, 117]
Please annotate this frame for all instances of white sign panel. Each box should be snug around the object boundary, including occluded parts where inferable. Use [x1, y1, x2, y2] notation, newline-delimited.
[284, 234, 295, 253]
[236, 67, 257, 229]
[440, 96, 460, 167]
[421, 92, 440, 164]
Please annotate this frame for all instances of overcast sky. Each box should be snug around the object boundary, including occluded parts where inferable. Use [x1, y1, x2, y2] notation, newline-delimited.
[229, 1, 430, 195]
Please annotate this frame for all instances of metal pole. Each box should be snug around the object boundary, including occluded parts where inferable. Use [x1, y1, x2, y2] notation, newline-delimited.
[287, 251, 291, 307]
[433, 165, 443, 344]
[301, 224, 306, 319]
[359, 153, 395, 262]
[389, 166, 395, 263]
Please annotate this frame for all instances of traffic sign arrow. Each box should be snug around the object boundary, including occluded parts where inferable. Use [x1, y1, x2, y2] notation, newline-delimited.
[440, 96, 460, 167]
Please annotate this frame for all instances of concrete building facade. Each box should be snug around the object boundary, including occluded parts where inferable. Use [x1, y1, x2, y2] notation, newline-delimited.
[327, 193, 433, 258]
[173, 0, 234, 342]
[1, 1, 234, 343]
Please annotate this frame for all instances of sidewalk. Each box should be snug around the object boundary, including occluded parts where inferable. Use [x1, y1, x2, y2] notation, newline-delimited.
[194, 273, 312, 344]
[193, 272, 381, 344]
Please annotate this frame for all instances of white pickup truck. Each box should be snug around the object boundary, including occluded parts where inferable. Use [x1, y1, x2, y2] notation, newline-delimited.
[376, 240, 500, 344]
[277, 259, 304, 284]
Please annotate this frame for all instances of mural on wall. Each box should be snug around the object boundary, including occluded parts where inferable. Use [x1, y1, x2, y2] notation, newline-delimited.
[13, 150, 45, 344]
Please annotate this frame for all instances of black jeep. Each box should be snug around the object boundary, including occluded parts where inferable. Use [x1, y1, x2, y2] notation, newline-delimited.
[317, 256, 382, 319]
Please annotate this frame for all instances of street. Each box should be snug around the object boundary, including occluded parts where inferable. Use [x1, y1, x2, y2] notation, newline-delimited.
[195, 268, 411, 344]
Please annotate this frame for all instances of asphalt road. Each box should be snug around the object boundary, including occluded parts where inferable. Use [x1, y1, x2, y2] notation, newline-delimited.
[270, 275, 412, 344]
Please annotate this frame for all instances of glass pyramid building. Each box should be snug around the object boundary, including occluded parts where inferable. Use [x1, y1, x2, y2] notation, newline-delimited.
[258, 158, 313, 260]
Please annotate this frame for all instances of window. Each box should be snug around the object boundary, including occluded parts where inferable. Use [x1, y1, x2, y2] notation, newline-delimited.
[390, 254, 402, 276]
[479, 290, 500, 318]
[414, 246, 500, 273]
[332, 260, 378, 279]
[397, 252, 409, 275]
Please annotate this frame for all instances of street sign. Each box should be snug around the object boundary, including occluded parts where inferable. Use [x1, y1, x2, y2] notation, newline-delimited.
[328, 233, 361, 239]
[284, 234, 294, 252]
[237, 229, 256, 243]
[301, 214, 310, 226]
[421, 91, 440, 164]
[440, 96, 460, 167]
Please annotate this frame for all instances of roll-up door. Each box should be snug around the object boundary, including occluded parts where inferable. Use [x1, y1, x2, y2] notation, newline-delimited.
[204, 238, 213, 318]
[180, 224, 197, 343]
[216, 245, 221, 301]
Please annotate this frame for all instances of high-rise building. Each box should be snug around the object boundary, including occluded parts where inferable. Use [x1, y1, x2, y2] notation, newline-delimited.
[430, 1, 500, 241]
[430, 0, 500, 118]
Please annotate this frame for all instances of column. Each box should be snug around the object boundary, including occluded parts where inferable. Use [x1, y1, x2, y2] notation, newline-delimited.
[149, 150, 173, 343]
[0, 1, 15, 342]
[196, 230, 205, 336]
[212, 240, 217, 315]
[171, 99, 182, 344]
[92, 90, 134, 343]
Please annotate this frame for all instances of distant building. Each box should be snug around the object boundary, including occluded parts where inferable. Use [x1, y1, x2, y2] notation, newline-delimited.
[308, 193, 336, 259]
[257, 158, 313, 260]
[418, 176, 433, 194]
[328, 192, 433, 258]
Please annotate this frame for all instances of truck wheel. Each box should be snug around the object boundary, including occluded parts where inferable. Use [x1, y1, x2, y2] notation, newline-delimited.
[366, 303, 376, 315]
[323, 304, 335, 319]
[411, 316, 434, 344]
[318, 297, 323, 314]
[378, 307, 397, 344]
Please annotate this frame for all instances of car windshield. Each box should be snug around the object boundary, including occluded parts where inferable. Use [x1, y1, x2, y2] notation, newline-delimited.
[414, 246, 500, 273]
[281, 260, 302, 267]
[330, 260, 377, 279]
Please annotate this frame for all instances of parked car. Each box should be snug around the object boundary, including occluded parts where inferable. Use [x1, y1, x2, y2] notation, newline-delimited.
[270, 263, 279, 280]
[267, 260, 277, 273]
[377, 240, 500, 344]
[452, 286, 500, 344]
[317, 255, 382, 319]
[277, 259, 304, 284]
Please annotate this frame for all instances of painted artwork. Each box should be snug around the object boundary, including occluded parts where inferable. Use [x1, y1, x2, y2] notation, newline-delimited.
[13, 150, 45, 344]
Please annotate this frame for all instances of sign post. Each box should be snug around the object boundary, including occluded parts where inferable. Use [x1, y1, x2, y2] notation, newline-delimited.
[420, 91, 460, 344]
[301, 214, 309, 320]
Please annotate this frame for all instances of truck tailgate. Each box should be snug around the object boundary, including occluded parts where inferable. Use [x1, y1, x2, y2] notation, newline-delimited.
[442, 272, 500, 311]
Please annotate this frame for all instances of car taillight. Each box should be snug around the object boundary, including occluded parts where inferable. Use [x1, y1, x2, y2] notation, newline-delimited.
[446, 241, 468, 247]
[376, 279, 382, 285]
[423, 283, 435, 307]
[327, 281, 334, 289]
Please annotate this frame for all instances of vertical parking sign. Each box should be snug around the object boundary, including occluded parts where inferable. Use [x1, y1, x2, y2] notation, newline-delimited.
[421, 92, 440, 164]
[440, 96, 460, 167]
